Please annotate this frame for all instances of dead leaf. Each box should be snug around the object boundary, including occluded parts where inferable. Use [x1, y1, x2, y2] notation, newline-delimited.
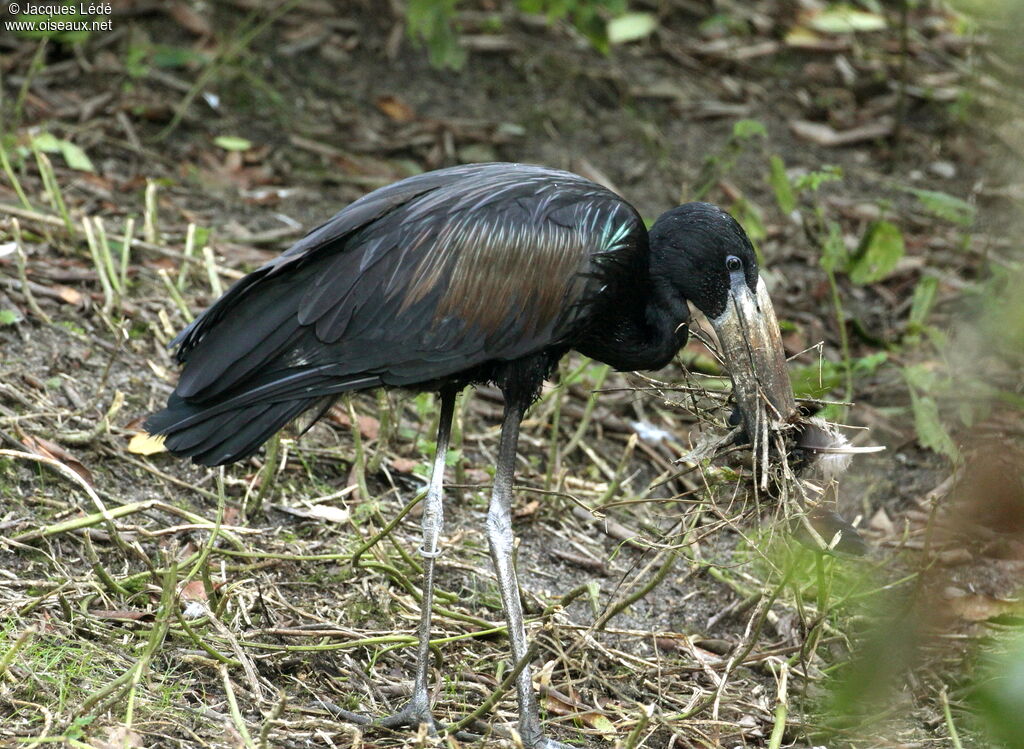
[223, 505, 240, 525]
[948, 592, 1022, 622]
[167, 1, 213, 36]
[128, 432, 167, 456]
[390, 457, 419, 473]
[936, 548, 973, 566]
[541, 686, 615, 735]
[53, 284, 84, 305]
[179, 580, 209, 602]
[789, 118, 894, 146]
[94, 725, 144, 749]
[869, 507, 895, 534]
[144, 257, 177, 272]
[514, 499, 541, 519]
[653, 636, 687, 653]
[580, 711, 616, 735]
[223, 149, 244, 173]
[21, 434, 94, 485]
[304, 504, 351, 523]
[375, 95, 416, 123]
[275, 504, 351, 523]
[327, 407, 380, 440]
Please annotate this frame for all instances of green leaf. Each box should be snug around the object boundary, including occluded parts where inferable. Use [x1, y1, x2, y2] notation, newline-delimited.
[31, 133, 94, 171]
[59, 141, 94, 172]
[192, 225, 211, 251]
[407, 0, 466, 69]
[65, 715, 95, 741]
[607, 12, 658, 45]
[808, 5, 887, 34]
[791, 360, 843, 398]
[902, 362, 936, 392]
[213, 136, 253, 152]
[794, 165, 843, 193]
[31, 133, 62, 153]
[731, 197, 766, 243]
[790, 352, 886, 399]
[903, 366, 959, 462]
[151, 45, 208, 69]
[903, 187, 975, 227]
[820, 220, 847, 273]
[852, 351, 888, 376]
[847, 220, 904, 285]
[909, 275, 938, 327]
[0, 309, 20, 326]
[908, 390, 959, 461]
[769, 155, 796, 214]
[732, 119, 767, 140]
[124, 43, 150, 78]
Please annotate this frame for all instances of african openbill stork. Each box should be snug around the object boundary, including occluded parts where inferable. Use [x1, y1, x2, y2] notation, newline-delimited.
[147, 162, 798, 748]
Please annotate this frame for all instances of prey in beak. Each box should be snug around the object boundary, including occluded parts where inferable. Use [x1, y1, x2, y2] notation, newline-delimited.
[706, 266, 883, 554]
[708, 272, 883, 471]
[709, 273, 797, 450]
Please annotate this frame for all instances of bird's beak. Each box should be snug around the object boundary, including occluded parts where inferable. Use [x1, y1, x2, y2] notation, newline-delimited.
[709, 276, 797, 443]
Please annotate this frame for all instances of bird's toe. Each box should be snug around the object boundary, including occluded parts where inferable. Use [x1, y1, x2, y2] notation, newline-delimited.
[531, 737, 573, 749]
[373, 696, 438, 733]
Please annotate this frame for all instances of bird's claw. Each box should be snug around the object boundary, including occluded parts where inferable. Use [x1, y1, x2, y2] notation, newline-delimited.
[324, 697, 437, 735]
[373, 701, 437, 733]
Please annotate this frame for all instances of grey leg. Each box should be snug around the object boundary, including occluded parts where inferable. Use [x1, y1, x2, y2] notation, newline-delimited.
[378, 388, 457, 730]
[485, 400, 569, 749]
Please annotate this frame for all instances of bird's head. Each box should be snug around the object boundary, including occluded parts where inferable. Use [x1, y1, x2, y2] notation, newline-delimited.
[650, 202, 797, 439]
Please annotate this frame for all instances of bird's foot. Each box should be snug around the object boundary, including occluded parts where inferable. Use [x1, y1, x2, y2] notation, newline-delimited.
[322, 694, 437, 735]
[530, 737, 571, 749]
[517, 725, 572, 749]
[372, 697, 437, 733]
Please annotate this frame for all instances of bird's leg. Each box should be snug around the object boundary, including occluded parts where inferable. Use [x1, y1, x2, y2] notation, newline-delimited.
[485, 399, 569, 749]
[376, 388, 457, 731]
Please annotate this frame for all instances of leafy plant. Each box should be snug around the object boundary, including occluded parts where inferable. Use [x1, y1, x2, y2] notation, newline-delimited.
[407, 0, 466, 70]
[30, 132, 94, 173]
[692, 119, 768, 200]
[769, 155, 796, 214]
[903, 365, 960, 462]
[847, 219, 905, 285]
[902, 187, 976, 227]
[406, 0, 634, 69]
[969, 634, 1024, 749]
[791, 352, 888, 400]
[521, 0, 628, 52]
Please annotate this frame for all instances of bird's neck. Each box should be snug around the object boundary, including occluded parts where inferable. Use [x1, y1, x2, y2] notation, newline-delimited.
[577, 278, 689, 371]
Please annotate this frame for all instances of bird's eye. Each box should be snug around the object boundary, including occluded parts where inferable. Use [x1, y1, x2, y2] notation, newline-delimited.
[726, 255, 742, 272]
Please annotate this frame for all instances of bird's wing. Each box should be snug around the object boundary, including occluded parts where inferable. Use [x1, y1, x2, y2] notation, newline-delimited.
[171, 163, 646, 404]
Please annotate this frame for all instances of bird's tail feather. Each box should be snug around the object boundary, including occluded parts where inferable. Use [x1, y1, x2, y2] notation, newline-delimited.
[146, 369, 382, 466]
[145, 394, 320, 467]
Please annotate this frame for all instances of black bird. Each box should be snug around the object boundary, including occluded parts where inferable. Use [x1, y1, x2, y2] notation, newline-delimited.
[147, 162, 797, 748]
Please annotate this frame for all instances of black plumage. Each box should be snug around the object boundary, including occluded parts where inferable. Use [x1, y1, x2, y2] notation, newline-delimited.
[148, 163, 738, 465]
[147, 162, 797, 748]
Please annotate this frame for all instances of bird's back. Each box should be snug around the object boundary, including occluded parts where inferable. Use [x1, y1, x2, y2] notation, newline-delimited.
[147, 163, 646, 465]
